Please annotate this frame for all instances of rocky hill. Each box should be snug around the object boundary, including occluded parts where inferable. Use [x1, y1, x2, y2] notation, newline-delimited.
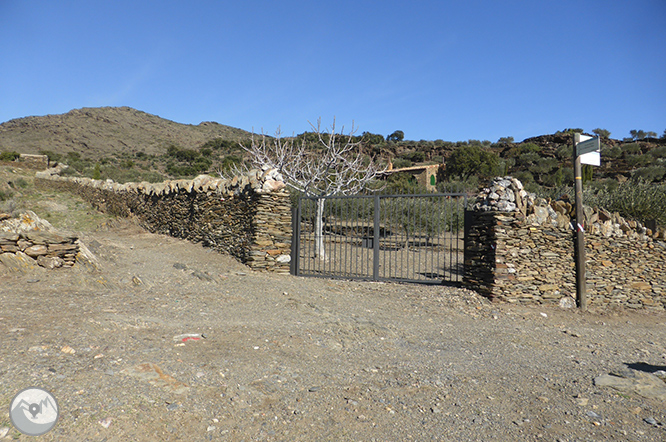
[1, 107, 664, 188]
[0, 107, 253, 159]
[497, 133, 666, 185]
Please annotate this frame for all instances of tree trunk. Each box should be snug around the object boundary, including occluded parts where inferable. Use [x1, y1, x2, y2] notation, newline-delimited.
[314, 197, 326, 260]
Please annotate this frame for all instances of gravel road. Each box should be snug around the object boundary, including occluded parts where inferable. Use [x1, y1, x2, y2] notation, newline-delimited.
[1, 220, 665, 441]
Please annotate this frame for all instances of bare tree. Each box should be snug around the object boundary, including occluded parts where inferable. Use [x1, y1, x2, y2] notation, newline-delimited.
[239, 118, 386, 260]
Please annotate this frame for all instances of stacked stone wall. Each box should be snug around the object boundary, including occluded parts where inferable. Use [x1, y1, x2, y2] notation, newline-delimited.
[18, 154, 49, 170]
[35, 170, 292, 273]
[0, 226, 79, 270]
[464, 177, 666, 310]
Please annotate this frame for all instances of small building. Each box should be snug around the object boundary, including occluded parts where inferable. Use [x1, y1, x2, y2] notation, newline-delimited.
[380, 163, 443, 192]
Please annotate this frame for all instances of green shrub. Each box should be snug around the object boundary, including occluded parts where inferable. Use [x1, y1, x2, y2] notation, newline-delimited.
[621, 143, 641, 156]
[392, 158, 412, 169]
[220, 155, 243, 172]
[66, 151, 81, 161]
[101, 167, 164, 183]
[542, 168, 568, 187]
[92, 163, 102, 180]
[200, 138, 245, 151]
[382, 173, 425, 194]
[437, 177, 479, 194]
[497, 136, 514, 145]
[166, 145, 199, 162]
[593, 128, 611, 138]
[585, 180, 666, 226]
[446, 145, 500, 180]
[120, 159, 135, 169]
[516, 151, 541, 166]
[39, 150, 62, 163]
[625, 154, 652, 167]
[556, 145, 573, 160]
[631, 166, 666, 183]
[603, 146, 622, 159]
[59, 166, 79, 177]
[0, 190, 13, 201]
[400, 151, 425, 163]
[649, 146, 666, 159]
[532, 158, 559, 175]
[587, 178, 619, 193]
[513, 170, 534, 186]
[381, 196, 463, 239]
[517, 143, 541, 154]
[0, 151, 20, 162]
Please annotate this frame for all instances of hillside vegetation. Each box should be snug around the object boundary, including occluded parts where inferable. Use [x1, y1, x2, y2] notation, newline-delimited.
[1, 107, 665, 226]
[0, 107, 253, 183]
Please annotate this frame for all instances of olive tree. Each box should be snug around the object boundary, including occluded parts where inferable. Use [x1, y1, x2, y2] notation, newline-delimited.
[445, 145, 501, 180]
[592, 128, 611, 139]
[238, 119, 386, 260]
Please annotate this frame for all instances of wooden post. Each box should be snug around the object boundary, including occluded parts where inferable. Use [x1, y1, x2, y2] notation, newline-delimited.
[572, 133, 587, 310]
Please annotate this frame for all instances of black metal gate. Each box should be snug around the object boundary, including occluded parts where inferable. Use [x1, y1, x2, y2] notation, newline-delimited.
[291, 193, 467, 284]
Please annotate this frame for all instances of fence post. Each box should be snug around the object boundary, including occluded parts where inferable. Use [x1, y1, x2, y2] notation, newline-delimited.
[572, 133, 587, 310]
[373, 194, 380, 280]
[290, 200, 301, 276]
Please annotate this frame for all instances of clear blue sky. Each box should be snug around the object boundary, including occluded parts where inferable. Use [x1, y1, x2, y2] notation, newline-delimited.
[1, 0, 664, 143]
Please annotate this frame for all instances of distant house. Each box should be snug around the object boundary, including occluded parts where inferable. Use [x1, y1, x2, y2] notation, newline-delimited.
[380, 162, 444, 192]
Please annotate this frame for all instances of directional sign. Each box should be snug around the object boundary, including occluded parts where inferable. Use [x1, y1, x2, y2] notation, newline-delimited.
[576, 136, 600, 156]
[580, 151, 600, 166]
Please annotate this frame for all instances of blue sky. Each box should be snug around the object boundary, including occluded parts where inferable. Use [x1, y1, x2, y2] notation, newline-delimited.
[1, 0, 664, 143]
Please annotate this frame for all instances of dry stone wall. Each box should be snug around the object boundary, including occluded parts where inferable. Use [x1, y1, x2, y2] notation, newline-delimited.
[0, 211, 79, 270]
[18, 154, 49, 170]
[464, 177, 666, 310]
[35, 168, 292, 273]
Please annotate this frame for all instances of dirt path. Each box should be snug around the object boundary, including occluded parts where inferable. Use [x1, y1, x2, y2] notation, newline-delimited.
[1, 220, 666, 441]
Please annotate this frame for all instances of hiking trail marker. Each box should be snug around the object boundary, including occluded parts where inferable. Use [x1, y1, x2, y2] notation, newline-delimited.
[572, 133, 601, 310]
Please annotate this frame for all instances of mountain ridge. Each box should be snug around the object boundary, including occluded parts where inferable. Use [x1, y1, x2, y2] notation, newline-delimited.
[0, 106, 254, 158]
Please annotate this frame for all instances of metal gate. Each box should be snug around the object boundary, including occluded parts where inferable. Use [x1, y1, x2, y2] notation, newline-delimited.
[291, 193, 467, 284]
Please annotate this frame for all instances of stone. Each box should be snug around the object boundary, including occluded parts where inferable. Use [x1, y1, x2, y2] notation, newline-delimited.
[0, 251, 39, 271]
[0, 232, 19, 242]
[594, 369, 666, 400]
[61, 345, 76, 354]
[598, 208, 612, 222]
[539, 284, 558, 292]
[24, 244, 48, 257]
[559, 297, 575, 309]
[26, 231, 71, 244]
[574, 397, 589, 406]
[261, 179, 286, 193]
[37, 255, 64, 269]
[533, 207, 549, 225]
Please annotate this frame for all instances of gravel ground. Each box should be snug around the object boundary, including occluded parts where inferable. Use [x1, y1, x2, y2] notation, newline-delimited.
[1, 220, 666, 441]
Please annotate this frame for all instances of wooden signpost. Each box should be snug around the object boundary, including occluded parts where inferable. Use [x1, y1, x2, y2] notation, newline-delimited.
[572, 133, 600, 309]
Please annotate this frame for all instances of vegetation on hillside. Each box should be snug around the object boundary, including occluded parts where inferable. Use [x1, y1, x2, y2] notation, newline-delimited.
[1, 106, 665, 228]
